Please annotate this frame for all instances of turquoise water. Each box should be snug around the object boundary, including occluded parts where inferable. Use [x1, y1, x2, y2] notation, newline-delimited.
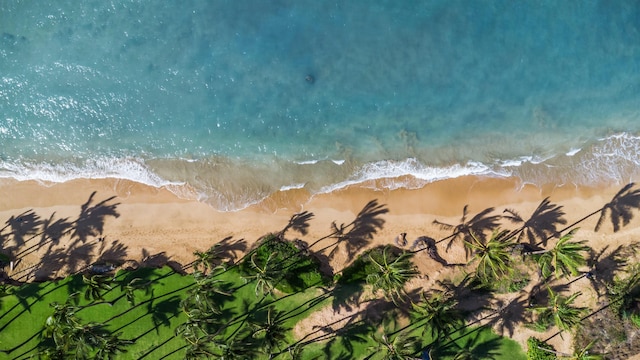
[2, 1, 640, 210]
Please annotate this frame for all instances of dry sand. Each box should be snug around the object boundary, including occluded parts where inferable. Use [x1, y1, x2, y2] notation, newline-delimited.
[1, 176, 639, 355]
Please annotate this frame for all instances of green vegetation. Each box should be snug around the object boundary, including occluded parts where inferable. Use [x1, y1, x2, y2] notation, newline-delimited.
[239, 234, 331, 294]
[1, 183, 640, 358]
[527, 337, 557, 360]
[0, 267, 191, 358]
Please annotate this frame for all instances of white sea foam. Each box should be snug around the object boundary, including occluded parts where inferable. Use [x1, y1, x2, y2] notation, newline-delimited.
[3, 132, 640, 212]
[279, 183, 306, 191]
[296, 160, 319, 165]
[566, 148, 581, 156]
[0, 157, 183, 188]
[295, 159, 345, 166]
[318, 158, 511, 194]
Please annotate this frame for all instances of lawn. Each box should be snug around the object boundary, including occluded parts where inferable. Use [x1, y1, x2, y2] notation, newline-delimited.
[0, 265, 525, 359]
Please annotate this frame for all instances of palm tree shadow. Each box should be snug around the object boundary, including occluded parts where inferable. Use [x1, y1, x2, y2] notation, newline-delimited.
[437, 330, 502, 359]
[436, 274, 493, 313]
[329, 200, 389, 261]
[211, 236, 248, 266]
[96, 240, 129, 265]
[148, 295, 181, 335]
[322, 314, 373, 358]
[66, 242, 97, 274]
[527, 281, 569, 307]
[140, 249, 185, 274]
[65, 273, 86, 301]
[490, 294, 529, 337]
[587, 242, 639, 297]
[72, 191, 120, 244]
[331, 282, 364, 313]
[280, 211, 314, 237]
[15, 212, 73, 260]
[503, 197, 567, 246]
[433, 205, 501, 258]
[32, 248, 67, 281]
[595, 183, 640, 232]
[5, 210, 43, 253]
[40, 213, 73, 249]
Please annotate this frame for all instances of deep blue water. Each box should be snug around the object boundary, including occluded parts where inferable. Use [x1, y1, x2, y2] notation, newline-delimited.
[2, 1, 640, 210]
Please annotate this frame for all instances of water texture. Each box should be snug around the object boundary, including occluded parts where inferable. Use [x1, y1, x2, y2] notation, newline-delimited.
[1, 1, 640, 210]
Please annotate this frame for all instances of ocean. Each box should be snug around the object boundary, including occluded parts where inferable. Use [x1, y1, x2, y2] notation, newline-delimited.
[2, 0, 640, 211]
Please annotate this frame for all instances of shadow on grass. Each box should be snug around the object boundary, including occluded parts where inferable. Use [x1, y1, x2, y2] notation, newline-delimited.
[0, 281, 62, 333]
[434, 328, 502, 360]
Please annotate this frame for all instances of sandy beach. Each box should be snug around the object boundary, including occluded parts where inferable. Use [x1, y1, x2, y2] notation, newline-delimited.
[1, 176, 638, 355]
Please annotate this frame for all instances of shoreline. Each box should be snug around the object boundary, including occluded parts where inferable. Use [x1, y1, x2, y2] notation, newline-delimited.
[0, 175, 628, 268]
[0, 176, 633, 258]
[1, 176, 639, 355]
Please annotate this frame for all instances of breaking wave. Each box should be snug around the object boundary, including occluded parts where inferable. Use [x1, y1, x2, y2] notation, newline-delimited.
[2, 133, 639, 211]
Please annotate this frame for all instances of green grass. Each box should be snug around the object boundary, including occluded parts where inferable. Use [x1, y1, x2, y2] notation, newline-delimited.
[297, 322, 526, 360]
[0, 265, 526, 359]
[0, 267, 193, 359]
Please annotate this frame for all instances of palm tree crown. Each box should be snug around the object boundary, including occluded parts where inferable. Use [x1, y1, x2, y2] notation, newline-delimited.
[530, 287, 587, 332]
[465, 230, 514, 283]
[366, 246, 419, 305]
[535, 229, 590, 280]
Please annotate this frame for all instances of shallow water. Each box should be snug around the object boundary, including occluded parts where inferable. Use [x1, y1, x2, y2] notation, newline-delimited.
[2, 1, 640, 210]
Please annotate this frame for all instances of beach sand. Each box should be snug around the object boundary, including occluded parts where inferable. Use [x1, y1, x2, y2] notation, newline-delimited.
[1, 176, 639, 356]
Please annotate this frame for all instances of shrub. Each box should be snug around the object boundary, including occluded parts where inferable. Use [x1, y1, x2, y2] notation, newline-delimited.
[338, 245, 403, 285]
[492, 273, 530, 294]
[240, 234, 331, 293]
[526, 337, 557, 360]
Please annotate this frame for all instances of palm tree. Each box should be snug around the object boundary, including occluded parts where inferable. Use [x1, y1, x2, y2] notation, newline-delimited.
[433, 206, 501, 258]
[531, 338, 603, 360]
[250, 306, 290, 354]
[94, 332, 132, 360]
[122, 277, 151, 306]
[532, 229, 590, 279]
[82, 274, 112, 302]
[184, 336, 217, 360]
[242, 252, 279, 296]
[192, 249, 217, 274]
[410, 290, 464, 342]
[192, 237, 248, 272]
[181, 271, 231, 320]
[211, 334, 257, 359]
[366, 246, 419, 305]
[606, 263, 640, 318]
[595, 182, 640, 232]
[530, 287, 587, 333]
[366, 331, 419, 360]
[503, 197, 566, 246]
[465, 230, 514, 283]
[43, 298, 82, 354]
[561, 340, 604, 360]
[41, 294, 111, 358]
